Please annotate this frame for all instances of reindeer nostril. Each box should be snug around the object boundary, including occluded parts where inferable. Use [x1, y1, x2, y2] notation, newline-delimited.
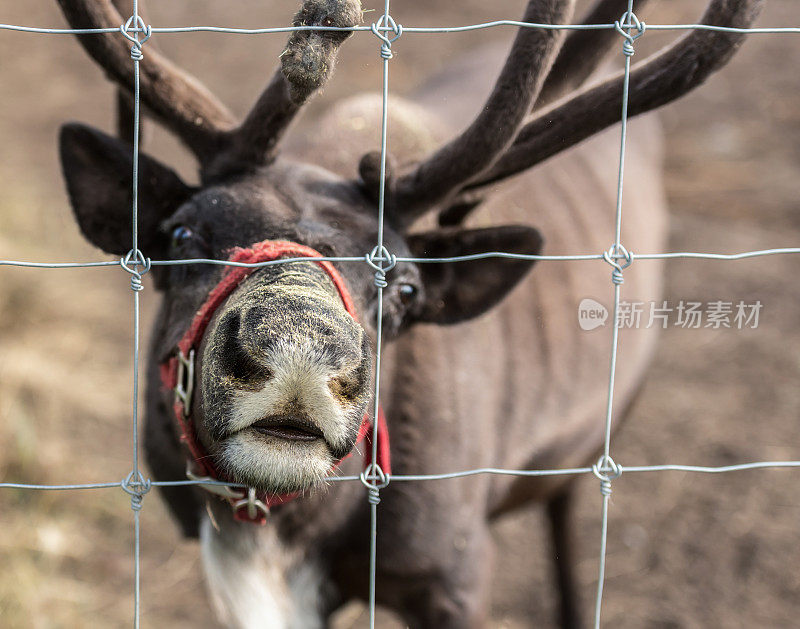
[328, 375, 360, 403]
[318, 323, 336, 337]
[217, 310, 273, 390]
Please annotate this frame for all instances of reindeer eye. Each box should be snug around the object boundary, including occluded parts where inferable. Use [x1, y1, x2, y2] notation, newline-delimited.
[171, 225, 195, 248]
[397, 283, 418, 305]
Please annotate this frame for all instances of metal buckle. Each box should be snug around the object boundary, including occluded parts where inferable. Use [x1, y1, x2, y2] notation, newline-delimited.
[174, 349, 195, 416]
[233, 488, 270, 520]
[185, 461, 245, 500]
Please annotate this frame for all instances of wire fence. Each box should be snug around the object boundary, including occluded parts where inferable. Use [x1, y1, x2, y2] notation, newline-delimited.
[1, 2, 799, 627]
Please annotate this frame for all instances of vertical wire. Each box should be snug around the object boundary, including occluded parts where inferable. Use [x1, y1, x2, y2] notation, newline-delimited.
[367, 294, 383, 629]
[367, 2, 394, 627]
[601, 280, 623, 462]
[371, 0, 393, 475]
[130, 1, 143, 627]
[593, 1, 636, 627]
[593, 487, 612, 628]
[133, 495, 142, 629]
[131, 0, 140, 257]
[374, 4, 391, 265]
[132, 292, 142, 629]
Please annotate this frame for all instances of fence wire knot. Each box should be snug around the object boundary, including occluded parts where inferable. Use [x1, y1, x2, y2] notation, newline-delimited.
[233, 488, 270, 520]
[120, 15, 152, 60]
[593, 455, 622, 496]
[603, 243, 633, 285]
[122, 470, 151, 511]
[366, 245, 397, 288]
[121, 249, 151, 291]
[371, 14, 402, 60]
[615, 11, 645, 56]
[360, 463, 390, 504]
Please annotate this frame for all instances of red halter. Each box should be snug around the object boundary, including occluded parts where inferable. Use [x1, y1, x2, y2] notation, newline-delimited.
[160, 240, 390, 525]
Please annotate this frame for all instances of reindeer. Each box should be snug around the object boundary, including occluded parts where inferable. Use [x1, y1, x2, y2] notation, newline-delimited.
[54, 0, 762, 626]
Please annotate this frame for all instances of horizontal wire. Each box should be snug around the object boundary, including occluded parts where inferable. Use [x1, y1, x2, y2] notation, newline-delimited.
[645, 24, 800, 34]
[634, 248, 800, 260]
[0, 260, 121, 268]
[1, 248, 799, 270]
[2, 22, 800, 36]
[0, 25, 123, 34]
[623, 461, 800, 473]
[151, 22, 609, 34]
[0, 481, 125, 490]
[4, 460, 800, 491]
[150, 256, 364, 267]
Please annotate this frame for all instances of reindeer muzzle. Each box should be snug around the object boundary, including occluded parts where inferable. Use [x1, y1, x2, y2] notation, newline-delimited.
[160, 240, 390, 525]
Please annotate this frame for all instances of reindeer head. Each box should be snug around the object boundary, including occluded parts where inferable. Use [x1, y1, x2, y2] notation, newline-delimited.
[56, 0, 762, 496]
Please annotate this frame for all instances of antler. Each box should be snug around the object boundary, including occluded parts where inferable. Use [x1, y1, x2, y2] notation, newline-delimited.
[536, 0, 653, 107]
[388, 0, 576, 227]
[464, 0, 764, 194]
[399, 0, 764, 229]
[56, 0, 234, 161]
[204, 0, 362, 179]
[56, 0, 361, 180]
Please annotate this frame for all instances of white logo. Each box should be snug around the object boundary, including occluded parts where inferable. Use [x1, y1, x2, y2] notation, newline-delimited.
[578, 298, 608, 331]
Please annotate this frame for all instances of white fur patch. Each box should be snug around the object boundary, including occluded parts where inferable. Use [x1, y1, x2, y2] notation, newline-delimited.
[201, 516, 325, 629]
[216, 431, 333, 491]
[201, 516, 289, 628]
[229, 337, 357, 449]
[287, 562, 328, 629]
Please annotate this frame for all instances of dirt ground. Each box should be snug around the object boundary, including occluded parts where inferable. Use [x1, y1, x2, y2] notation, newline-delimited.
[1, 1, 799, 627]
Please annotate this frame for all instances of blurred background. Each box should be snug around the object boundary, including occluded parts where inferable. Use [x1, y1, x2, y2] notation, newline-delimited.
[1, 1, 798, 627]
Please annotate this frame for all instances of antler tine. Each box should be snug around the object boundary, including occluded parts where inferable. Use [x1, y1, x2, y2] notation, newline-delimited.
[391, 0, 576, 227]
[537, 0, 653, 107]
[203, 0, 363, 180]
[466, 0, 765, 193]
[57, 0, 361, 178]
[56, 0, 235, 162]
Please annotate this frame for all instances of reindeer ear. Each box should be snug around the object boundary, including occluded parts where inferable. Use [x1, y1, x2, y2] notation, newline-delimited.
[59, 123, 195, 256]
[406, 225, 543, 325]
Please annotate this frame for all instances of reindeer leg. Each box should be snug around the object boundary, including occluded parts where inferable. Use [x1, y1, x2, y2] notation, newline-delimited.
[389, 525, 494, 629]
[546, 378, 648, 629]
[547, 484, 583, 629]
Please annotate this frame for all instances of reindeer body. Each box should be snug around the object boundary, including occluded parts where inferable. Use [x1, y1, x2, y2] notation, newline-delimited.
[187, 74, 668, 627]
[300, 58, 668, 483]
[55, 0, 761, 626]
